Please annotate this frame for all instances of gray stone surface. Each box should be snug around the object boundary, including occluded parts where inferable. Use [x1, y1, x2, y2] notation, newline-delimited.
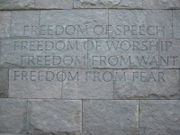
[173, 11, 180, 39]
[35, 0, 73, 9]
[83, 100, 139, 135]
[11, 11, 40, 37]
[140, 100, 180, 135]
[27, 99, 82, 135]
[40, 10, 108, 38]
[9, 69, 62, 98]
[0, 39, 87, 68]
[109, 10, 173, 38]
[62, 69, 113, 99]
[74, 0, 143, 9]
[143, 0, 180, 9]
[0, 0, 34, 10]
[0, 99, 27, 134]
[0, 12, 11, 38]
[0, 69, 8, 97]
[113, 69, 180, 99]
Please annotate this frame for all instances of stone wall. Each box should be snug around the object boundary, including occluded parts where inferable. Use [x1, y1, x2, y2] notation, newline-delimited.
[0, 0, 180, 135]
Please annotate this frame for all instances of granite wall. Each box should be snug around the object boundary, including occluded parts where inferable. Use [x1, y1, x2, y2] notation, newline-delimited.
[0, 0, 180, 135]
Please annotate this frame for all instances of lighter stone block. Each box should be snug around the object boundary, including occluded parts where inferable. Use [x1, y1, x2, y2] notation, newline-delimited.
[109, 10, 173, 38]
[83, 100, 139, 135]
[35, 0, 73, 9]
[113, 69, 180, 99]
[0, 12, 11, 38]
[173, 11, 180, 39]
[0, 99, 27, 134]
[9, 69, 62, 98]
[74, 0, 143, 9]
[143, 0, 180, 9]
[27, 99, 82, 135]
[62, 69, 113, 99]
[140, 100, 180, 135]
[0, 0, 34, 9]
[0, 69, 8, 97]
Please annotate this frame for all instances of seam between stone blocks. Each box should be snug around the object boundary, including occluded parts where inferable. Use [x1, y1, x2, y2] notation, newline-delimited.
[82, 99, 84, 135]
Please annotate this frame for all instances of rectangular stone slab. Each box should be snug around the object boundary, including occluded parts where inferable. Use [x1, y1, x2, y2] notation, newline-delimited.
[143, 0, 180, 9]
[113, 69, 180, 99]
[27, 99, 82, 135]
[83, 100, 139, 135]
[0, 99, 27, 134]
[109, 10, 173, 38]
[11, 10, 108, 38]
[9, 68, 62, 98]
[74, 0, 143, 9]
[0, 0, 34, 10]
[35, 0, 73, 9]
[140, 100, 180, 135]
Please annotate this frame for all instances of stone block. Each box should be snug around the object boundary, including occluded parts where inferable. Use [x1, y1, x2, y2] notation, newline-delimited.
[0, 69, 8, 97]
[173, 10, 180, 39]
[83, 100, 139, 135]
[0, 12, 11, 38]
[140, 100, 180, 135]
[27, 99, 82, 135]
[9, 69, 62, 98]
[113, 69, 180, 99]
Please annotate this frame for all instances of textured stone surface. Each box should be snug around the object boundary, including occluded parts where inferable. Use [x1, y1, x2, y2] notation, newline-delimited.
[0, 12, 11, 38]
[74, 0, 143, 9]
[40, 10, 108, 38]
[35, 0, 73, 9]
[83, 100, 139, 135]
[62, 69, 113, 99]
[113, 69, 180, 99]
[140, 100, 180, 135]
[0, 0, 34, 10]
[109, 10, 173, 38]
[9, 69, 62, 98]
[11, 11, 39, 37]
[173, 11, 180, 39]
[0, 69, 8, 97]
[27, 99, 82, 135]
[0, 99, 27, 134]
[143, 0, 180, 9]
[0, 39, 87, 68]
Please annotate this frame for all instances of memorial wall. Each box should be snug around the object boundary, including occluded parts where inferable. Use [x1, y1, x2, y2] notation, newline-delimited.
[0, 0, 180, 135]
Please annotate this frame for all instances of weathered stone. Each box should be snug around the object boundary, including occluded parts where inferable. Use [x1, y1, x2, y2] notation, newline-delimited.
[0, 99, 27, 134]
[0, 39, 87, 68]
[9, 69, 62, 98]
[62, 69, 113, 99]
[0, 69, 8, 97]
[109, 10, 173, 38]
[35, 0, 73, 9]
[27, 99, 82, 135]
[113, 69, 180, 99]
[83, 100, 139, 135]
[0, 0, 34, 10]
[39, 10, 108, 38]
[140, 100, 180, 135]
[11, 11, 40, 37]
[143, 0, 180, 9]
[173, 11, 180, 39]
[0, 12, 11, 38]
[74, 0, 143, 9]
